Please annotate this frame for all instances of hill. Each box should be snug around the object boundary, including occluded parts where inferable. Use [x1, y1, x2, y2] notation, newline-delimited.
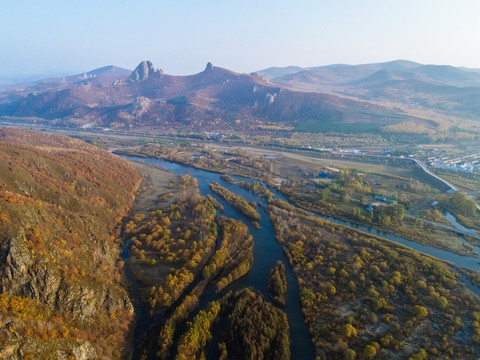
[258, 60, 480, 87]
[0, 61, 413, 133]
[0, 66, 131, 93]
[0, 128, 140, 359]
[259, 60, 422, 84]
[2, 60, 480, 136]
[258, 60, 480, 126]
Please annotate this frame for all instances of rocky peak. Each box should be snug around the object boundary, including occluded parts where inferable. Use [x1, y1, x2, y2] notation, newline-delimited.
[204, 62, 214, 71]
[129, 60, 164, 81]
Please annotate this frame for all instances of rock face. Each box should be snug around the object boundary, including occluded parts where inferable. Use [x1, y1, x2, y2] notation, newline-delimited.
[129, 60, 164, 81]
[0, 128, 141, 359]
[129, 96, 152, 117]
[0, 234, 132, 318]
[0, 236, 34, 289]
[264, 92, 276, 105]
[204, 62, 214, 71]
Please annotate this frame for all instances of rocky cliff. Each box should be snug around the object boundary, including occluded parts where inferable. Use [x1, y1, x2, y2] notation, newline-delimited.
[129, 60, 164, 81]
[0, 128, 141, 359]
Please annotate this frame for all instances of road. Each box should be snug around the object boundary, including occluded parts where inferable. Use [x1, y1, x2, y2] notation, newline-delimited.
[411, 159, 458, 192]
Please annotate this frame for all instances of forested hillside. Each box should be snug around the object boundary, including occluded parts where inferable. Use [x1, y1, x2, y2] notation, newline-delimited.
[0, 128, 141, 359]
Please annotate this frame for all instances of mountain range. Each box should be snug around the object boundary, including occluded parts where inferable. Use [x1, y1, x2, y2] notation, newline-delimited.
[259, 60, 480, 87]
[1, 59, 480, 135]
[258, 60, 480, 125]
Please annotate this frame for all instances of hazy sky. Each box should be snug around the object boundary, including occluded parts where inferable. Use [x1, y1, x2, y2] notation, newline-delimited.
[1, 0, 480, 76]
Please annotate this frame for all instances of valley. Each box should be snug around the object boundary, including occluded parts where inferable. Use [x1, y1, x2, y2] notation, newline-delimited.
[2, 58, 480, 360]
[2, 126, 480, 359]
[4, 0, 480, 358]
[80, 129, 476, 357]
[117, 146, 480, 359]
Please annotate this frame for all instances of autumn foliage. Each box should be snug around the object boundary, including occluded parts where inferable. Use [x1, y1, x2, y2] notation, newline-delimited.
[0, 128, 140, 358]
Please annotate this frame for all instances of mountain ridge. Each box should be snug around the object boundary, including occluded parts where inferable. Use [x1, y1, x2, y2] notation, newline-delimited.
[1, 59, 479, 135]
[256, 59, 480, 124]
[0, 60, 406, 132]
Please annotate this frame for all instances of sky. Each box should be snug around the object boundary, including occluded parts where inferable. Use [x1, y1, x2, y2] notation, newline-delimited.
[1, 0, 480, 77]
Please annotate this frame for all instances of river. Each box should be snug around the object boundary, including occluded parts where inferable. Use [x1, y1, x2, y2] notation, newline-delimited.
[120, 154, 480, 359]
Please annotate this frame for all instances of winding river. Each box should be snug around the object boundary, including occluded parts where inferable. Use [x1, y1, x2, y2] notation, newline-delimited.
[120, 154, 480, 359]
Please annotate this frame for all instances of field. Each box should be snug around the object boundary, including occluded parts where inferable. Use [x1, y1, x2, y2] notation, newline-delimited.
[216, 145, 421, 179]
[131, 161, 184, 211]
[433, 170, 480, 199]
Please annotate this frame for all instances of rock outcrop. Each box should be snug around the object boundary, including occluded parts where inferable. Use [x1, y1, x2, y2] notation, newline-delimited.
[129, 60, 164, 81]
[204, 62, 214, 71]
[129, 96, 152, 117]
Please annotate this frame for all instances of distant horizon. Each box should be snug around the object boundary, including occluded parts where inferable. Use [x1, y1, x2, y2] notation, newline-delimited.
[2, 58, 480, 85]
[2, 1, 480, 78]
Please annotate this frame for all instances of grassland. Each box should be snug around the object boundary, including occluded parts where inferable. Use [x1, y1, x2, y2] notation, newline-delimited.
[433, 170, 480, 200]
[130, 162, 179, 211]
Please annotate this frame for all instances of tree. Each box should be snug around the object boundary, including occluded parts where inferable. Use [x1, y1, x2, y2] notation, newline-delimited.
[450, 191, 476, 216]
[344, 348, 356, 360]
[380, 215, 391, 227]
[320, 188, 330, 201]
[352, 207, 362, 219]
[396, 205, 406, 222]
[345, 323, 358, 337]
[364, 344, 376, 358]
[409, 349, 428, 360]
[414, 305, 428, 318]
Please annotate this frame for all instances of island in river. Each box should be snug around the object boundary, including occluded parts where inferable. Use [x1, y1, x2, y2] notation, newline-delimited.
[2, 127, 480, 359]
[119, 150, 480, 360]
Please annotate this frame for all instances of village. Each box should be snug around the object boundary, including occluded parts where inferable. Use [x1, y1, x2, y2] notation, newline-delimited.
[427, 152, 480, 172]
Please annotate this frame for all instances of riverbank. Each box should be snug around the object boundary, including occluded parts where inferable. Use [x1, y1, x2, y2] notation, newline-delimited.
[120, 154, 315, 359]
[120, 154, 480, 359]
[116, 148, 478, 257]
